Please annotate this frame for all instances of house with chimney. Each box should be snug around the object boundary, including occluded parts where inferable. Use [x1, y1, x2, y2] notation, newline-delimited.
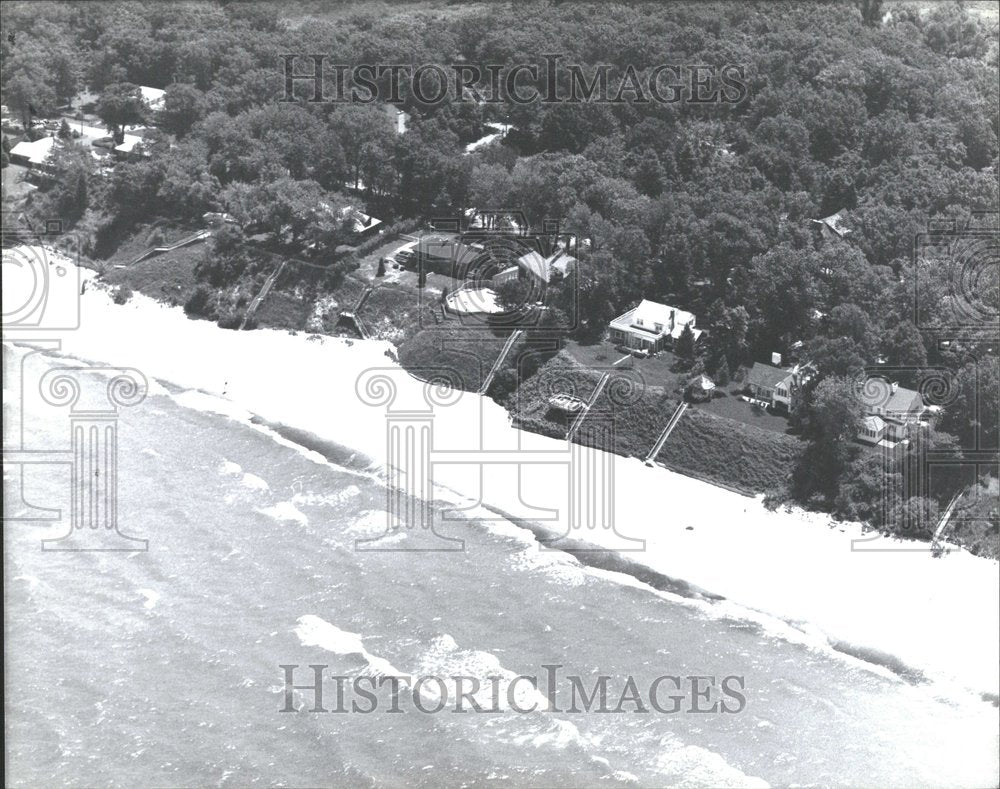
[745, 358, 816, 414]
[608, 299, 702, 353]
[857, 380, 925, 446]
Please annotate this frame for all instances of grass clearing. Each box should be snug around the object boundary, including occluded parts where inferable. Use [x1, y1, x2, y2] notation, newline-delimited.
[658, 407, 804, 495]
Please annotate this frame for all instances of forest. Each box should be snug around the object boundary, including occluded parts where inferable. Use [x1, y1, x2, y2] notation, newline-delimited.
[2, 0, 997, 551]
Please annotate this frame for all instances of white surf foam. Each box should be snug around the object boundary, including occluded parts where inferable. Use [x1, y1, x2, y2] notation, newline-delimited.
[256, 502, 308, 525]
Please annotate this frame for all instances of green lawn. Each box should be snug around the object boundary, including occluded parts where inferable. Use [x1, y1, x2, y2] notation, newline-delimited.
[695, 387, 797, 435]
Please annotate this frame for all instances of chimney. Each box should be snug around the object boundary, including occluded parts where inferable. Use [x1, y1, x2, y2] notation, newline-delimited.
[771, 351, 782, 366]
[670, 309, 676, 330]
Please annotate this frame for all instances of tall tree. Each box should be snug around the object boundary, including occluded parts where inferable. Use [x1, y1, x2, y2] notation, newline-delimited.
[96, 83, 146, 141]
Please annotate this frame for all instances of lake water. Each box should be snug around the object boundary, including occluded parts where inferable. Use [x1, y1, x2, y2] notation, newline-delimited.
[4, 344, 998, 787]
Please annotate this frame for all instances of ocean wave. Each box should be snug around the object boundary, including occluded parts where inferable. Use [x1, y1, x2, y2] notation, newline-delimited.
[291, 484, 360, 507]
[256, 502, 308, 525]
[292, 615, 408, 686]
[347, 509, 404, 537]
[218, 460, 242, 476]
[240, 473, 270, 492]
[651, 737, 770, 788]
[294, 615, 366, 656]
[416, 634, 551, 713]
[137, 588, 160, 610]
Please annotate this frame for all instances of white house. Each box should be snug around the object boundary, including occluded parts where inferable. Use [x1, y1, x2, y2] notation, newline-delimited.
[9, 136, 58, 169]
[857, 381, 925, 446]
[139, 86, 166, 112]
[609, 299, 702, 352]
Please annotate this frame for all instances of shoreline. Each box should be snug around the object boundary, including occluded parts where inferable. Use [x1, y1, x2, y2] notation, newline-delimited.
[7, 250, 1000, 702]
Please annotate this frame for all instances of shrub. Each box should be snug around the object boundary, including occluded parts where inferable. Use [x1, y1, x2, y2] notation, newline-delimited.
[112, 284, 132, 305]
[217, 314, 243, 330]
[184, 285, 217, 319]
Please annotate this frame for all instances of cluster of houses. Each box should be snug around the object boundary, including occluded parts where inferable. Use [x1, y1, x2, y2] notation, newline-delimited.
[5, 85, 166, 186]
[745, 353, 926, 447]
[598, 290, 925, 449]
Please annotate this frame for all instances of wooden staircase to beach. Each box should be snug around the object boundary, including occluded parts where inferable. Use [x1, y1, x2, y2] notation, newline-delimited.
[128, 229, 212, 266]
[566, 372, 611, 442]
[479, 329, 524, 395]
[644, 402, 689, 464]
[240, 260, 287, 330]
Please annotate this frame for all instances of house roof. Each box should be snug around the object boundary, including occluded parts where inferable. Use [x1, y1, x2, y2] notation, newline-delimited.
[883, 384, 923, 414]
[514, 250, 578, 282]
[548, 250, 577, 278]
[517, 250, 547, 281]
[812, 208, 851, 237]
[633, 299, 696, 328]
[139, 86, 165, 110]
[113, 133, 145, 153]
[611, 299, 702, 341]
[862, 415, 886, 432]
[747, 362, 790, 390]
[10, 136, 57, 165]
[340, 206, 382, 234]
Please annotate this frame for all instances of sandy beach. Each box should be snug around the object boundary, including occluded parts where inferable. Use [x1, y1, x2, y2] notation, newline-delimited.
[7, 249, 1000, 702]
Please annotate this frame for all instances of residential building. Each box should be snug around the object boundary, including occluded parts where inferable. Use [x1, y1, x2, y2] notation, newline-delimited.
[811, 208, 851, 242]
[857, 381, 925, 446]
[412, 233, 480, 277]
[745, 361, 816, 414]
[113, 133, 150, 159]
[139, 86, 166, 112]
[608, 299, 702, 353]
[9, 136, 58, 170]
[492, 248, 577, 289]
[341, 206, 383, 238]
[382, 104, 408, 135]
